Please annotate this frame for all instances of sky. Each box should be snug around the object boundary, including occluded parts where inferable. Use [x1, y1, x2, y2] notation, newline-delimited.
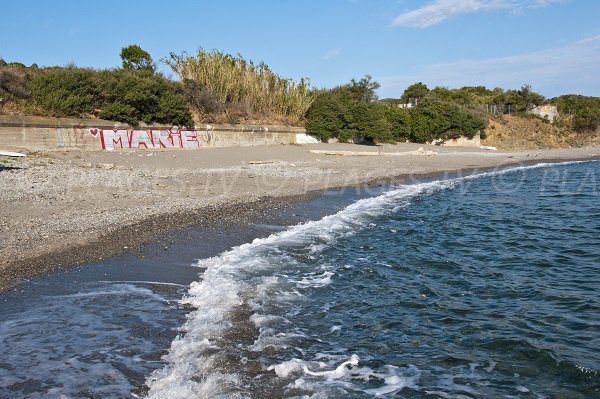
[1, 0, 599, 99]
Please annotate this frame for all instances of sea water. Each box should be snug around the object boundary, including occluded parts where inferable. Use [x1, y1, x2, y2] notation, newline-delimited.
[1, 161, 599, 398]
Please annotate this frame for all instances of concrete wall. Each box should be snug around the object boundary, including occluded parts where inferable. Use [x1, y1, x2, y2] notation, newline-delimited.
[429, 132, 481, 148]
[528, 105, 559, 122]
[0, 115, 309, 151]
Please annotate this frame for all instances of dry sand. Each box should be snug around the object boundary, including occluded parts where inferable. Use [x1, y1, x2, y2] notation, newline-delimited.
[1, 142, 599, 290]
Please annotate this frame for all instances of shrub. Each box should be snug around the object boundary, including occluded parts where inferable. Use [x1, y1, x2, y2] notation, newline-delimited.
[306, 86, 394, 144]
[492, 84, 545, 114]
[384, 107, 411, 141]
[348, 102, 392, 143]
[98, 102, 138, 125]
[154, 93, 195, 127]
[0, 67, 29, 100]
[96, 69, 192, 126]
[573, 108, 600, 132]
[305, 88, 352, 141]
[551, 95, 600, 132]
[29, 66, 193, 126]
[345, 75, 380, 103]
[408, 96, 486, 142]
[30, 67, 100, 116]
[307, 80, 488, 144]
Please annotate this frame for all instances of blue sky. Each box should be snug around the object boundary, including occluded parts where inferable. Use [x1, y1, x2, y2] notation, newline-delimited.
[1, 0, 599, 98]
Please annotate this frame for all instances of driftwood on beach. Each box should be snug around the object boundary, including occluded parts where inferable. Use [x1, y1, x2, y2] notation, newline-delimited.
[309, 147, 438, 157]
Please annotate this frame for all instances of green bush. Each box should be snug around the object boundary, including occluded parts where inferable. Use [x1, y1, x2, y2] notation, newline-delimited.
[306, 79, 390, 143]
[409, 96, 486, 142]
[348, 102, 392, 143]
[305, 88, 352, 141]
[96, 69, 192, 126]
[573, 108, 600, 132]
[407, 109, 438, 143]
[384, 107, 411, 141]
[551, 95, 600, 132]
[29, 66, 193, 126]
[306, 81, 487, 144]
[98, 102, 138, 125]
[30, 67, 100, 116]
[492, 84, 545, 114]
[155, 93, 195, 127]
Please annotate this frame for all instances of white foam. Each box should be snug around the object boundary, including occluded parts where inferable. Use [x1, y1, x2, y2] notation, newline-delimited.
[268, 356, 421, 396]
[58, 284, 166, 302]
[145, 162, 586, 398]
[366, 365, 421, 395]
[268, 355, 361, 380]
[294, 271, 335, 288]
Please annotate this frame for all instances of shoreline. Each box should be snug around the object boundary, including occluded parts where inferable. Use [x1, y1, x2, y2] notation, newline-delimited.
[1, 142, 599, 290]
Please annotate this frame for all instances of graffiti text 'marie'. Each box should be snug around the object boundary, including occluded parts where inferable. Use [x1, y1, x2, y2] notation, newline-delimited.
[89, 127, 200, 151]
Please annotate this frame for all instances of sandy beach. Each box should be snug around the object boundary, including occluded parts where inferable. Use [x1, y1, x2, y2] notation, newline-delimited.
[1, 142, 599, 290]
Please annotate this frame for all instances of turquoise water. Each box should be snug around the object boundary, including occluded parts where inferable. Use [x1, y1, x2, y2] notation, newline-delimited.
[1, 161, 599, 398]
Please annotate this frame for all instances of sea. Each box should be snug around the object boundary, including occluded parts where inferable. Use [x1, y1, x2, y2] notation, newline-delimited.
[0, 160, 599, 398]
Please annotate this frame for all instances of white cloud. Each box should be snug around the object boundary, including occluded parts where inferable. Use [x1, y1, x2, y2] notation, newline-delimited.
[377, 35, 600, 98]
[392, 0, 563, 28]
[323, 48, 342, 60]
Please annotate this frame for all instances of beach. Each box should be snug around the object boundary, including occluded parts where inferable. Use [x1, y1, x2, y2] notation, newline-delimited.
[1, 142, 599, 290]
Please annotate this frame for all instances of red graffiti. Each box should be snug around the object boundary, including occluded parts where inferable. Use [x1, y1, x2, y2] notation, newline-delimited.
[89, 126, 202, 151]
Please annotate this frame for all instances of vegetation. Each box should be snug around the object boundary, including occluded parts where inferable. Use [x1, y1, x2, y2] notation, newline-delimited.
[1, 46, 193, 127]
[30, 67, 99, 116]
[27, 66, 192, 126]
[306, 76, 392, 143]
[550, 95, 600, 132]
[407, 97, 486, 142]
[120, 45, 154, 71]
[306, 77, 487, 144]
[1, 45, 598, 148]
[400, 82, 429, 105]
[94, 68, 192, 126]
[424, 84, 546, 114]
[165, 49, 315, 124]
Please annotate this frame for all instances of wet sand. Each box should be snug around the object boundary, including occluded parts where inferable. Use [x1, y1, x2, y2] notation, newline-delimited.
[1, 142, 599, 290]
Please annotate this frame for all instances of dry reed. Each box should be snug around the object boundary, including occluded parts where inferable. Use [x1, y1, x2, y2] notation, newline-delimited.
[165, 49, 315, 125]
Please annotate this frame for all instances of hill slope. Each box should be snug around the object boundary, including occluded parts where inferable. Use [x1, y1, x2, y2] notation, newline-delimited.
[482, 116, 600, 150]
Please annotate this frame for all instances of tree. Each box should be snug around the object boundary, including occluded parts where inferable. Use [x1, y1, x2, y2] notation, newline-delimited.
[348, 102, 392, 143]
[517, 84, 545, 112]
[407, 96, 486, 143]
[384, 106, 411, 141]
[120, 45, 154, 71]
[401, 82, 429, 105]
[96, 68, 193, 126]
[345, 75, 380, 103]
[573, 108, 600, 132]
[494, 84, 545, 114]
[305, 87, 353, 141]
